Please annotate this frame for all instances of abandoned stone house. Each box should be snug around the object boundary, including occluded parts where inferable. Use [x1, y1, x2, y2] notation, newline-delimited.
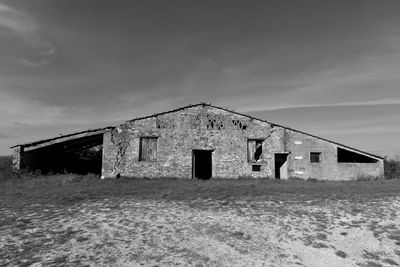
[12, 103, 384, 180]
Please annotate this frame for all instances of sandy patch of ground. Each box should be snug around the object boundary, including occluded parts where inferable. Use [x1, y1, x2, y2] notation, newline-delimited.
[1, 195, 400, 266]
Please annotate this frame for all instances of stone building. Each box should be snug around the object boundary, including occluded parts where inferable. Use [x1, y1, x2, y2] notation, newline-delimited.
[12, 103, 384, 180]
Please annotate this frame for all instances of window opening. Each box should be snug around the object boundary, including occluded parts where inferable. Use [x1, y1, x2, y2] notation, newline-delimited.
[232, 119, 247, 130]
[248, 139, 263, 162]
[252, 165, 261, 172]
[139, 137, 158, 161]
[156, 117, 175, 129]
[337, 147, 378, 163]
[310, 152, 321, 163]
[206, 114, 226, 130]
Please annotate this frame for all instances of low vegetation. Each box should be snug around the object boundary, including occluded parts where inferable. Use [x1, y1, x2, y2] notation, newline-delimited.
[385, 156, 400, 179]
[1, 172, 400, 207]
[0, 156, 18, 181]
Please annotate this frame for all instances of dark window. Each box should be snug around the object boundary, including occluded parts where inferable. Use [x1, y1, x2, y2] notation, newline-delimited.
[156, 117, 175, 129]
[232, 119, 247, 130]
[248, 139, 263, 162]
[337, 147, 378, 163]
[310, 152, 321, 163]
[139, 137, 158, 161]
[252, 165, 261, 172]
[206, 114, 225, 130]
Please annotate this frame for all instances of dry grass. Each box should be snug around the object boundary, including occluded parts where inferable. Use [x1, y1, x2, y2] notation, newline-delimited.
[1, 156, 400, 266]
[2, 175, 400, 206]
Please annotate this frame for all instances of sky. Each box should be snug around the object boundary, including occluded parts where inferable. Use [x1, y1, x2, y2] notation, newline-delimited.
[0, 0, 400, 157]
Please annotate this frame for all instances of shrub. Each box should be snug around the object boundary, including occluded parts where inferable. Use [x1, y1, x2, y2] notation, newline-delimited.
[355, 174, 380, 181]
[237, 175, 257, 180]
[384, 156, 400, 179]
[0, 156, 19, 181]
[288, 176, 304, 181]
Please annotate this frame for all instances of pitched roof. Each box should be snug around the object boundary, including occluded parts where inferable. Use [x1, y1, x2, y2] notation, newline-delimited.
[123, 103, 384, 160]
[10, 127, 113, 149]
[11, 103, 384, 160]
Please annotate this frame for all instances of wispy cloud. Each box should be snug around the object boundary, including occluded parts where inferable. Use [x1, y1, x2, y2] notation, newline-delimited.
[247, 98, 400, 112]
[12, 122, 29, 130]
[0, 1, 55, 67]
[0, 133, 18, 139]
[20, 58, 54, 68]
[233, 53, 400, 113]
[0, 92, 67, 127]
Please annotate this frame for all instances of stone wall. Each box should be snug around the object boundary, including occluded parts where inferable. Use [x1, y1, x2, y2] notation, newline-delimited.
[101, 105, 384, 180]
[284, 130, 384, 180]
[12, 146, 23, 171]
[337, 163, 384, 180]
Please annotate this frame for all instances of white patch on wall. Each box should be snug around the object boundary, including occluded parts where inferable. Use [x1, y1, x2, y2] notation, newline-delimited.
[294, 156, 303, 160]
[294, 171, 304, 175]
[294, 141, 302, 145]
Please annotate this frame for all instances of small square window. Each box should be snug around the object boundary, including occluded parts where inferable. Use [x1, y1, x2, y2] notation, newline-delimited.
[310, 152, 321, 163]
[252, 165, 261, 172]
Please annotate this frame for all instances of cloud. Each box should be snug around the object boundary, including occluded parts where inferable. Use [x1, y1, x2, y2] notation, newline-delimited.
[0, 133, 18, 139]
[12, 122, 29, 130]
[0, 92, 67, 127]
[247, 98, 400, 112]
[231, 52, 400, 113]
[13, 122, 29, 127]
[0, 1, 55, 67]
[20, 58, 53, 68]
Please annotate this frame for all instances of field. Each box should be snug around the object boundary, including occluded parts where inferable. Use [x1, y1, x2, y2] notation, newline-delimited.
[1, 171, 400, 267]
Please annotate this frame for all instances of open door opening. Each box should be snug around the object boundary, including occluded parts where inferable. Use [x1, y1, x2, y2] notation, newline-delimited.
[192, 150, 212, 180]
[275, 153, 288, 179]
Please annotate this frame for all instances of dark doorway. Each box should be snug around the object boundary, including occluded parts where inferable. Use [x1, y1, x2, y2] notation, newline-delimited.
[275, 153, 289, 179]
[192, 150, 212, 180]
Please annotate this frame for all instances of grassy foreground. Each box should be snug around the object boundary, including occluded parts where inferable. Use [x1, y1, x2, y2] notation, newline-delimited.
[1, 175, 400, 266]
[1, 174, 400, 207]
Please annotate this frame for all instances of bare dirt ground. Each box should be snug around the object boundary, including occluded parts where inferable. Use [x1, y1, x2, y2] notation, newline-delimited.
[1, 183, 400, 267]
